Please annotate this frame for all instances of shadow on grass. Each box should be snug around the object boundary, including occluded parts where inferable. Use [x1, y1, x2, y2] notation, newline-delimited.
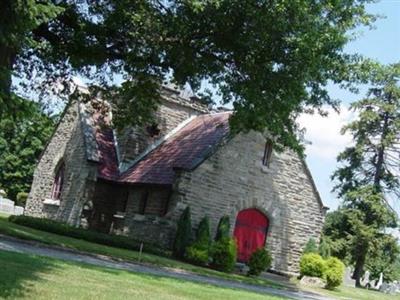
[0, 250, 57, 299]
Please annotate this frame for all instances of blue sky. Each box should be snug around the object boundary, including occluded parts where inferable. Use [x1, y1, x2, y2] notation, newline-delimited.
[302, 0, 400, 212]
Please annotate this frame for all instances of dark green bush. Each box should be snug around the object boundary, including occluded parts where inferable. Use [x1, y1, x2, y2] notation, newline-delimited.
[211, 237, 237, 273]
[324, 257, 344, 290]
[247, 248, 272, 276]
[195, 216, 211, 247]
[185, 246, 209, 266]
[8, 215, 169, 257]
[173, 207, 192, 258]
[215, 215, 230, 241]
[185, 216, 211, 266]
[300, 253, 326, 278]
[303, 238, 318, 254]
[15, 192, 28, 207]
[318, 237, 331, 259]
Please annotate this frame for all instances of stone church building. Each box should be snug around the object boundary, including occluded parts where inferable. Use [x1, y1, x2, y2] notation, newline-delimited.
[25, 86, 327, 275]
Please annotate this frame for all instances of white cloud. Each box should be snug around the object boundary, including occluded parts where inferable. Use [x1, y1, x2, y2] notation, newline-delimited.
[299, 105, 355, 159]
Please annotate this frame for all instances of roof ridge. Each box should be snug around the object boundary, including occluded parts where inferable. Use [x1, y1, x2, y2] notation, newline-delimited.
[118, 114, 199, 174]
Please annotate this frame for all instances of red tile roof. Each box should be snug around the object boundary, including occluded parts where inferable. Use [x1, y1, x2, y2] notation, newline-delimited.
[94, 114, 120, 180]
[95, 112, 230, 185]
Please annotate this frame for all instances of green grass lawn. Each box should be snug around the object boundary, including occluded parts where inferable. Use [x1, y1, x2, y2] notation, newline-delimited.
[294, 279, 400, 300]
[0, 214, 283, 289]
[0, 250, 288, 300]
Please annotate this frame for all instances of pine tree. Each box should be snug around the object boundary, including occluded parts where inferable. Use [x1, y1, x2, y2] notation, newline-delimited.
[173, 207, 192, 258]
[215, 215, 230, 241]
[332, 63, 400, 287]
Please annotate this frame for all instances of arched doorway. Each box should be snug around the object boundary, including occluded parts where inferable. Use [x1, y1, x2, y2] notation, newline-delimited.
[233, 208, 269, 262]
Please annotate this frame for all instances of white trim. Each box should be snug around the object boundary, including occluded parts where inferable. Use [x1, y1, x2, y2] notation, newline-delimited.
[43, 199, 60, 206]
[119, 115, 198, 173]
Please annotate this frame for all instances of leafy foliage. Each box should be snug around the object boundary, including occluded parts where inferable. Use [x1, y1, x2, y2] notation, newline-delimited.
[2, 0, 378, 152]
[211, 237, 237, 273]
[15, 192, 28, 207]
[303, 238, 318, 254]
[215, 215, 230, 241]
[324, 257, 345, 290]
[173, 207, 192, 258]
[318, 237, 331, 259]
[300, 253, 326, 278]
[365, 233, 400, 282]
[185, 216, 211, 266]
[185, 246, 209, 266]
[330, 63, 400, 286]
[0, 98, 54, 201]
[247, 248, 272, 277]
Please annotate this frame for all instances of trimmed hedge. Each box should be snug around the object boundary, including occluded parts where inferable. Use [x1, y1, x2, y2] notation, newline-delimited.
[8, 215, 169, 257]
[247, 248, 272, 276]
[324, 257, 345, 290]
[300, 253, 326, 278]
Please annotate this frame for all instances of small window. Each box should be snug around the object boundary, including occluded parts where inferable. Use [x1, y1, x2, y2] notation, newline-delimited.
[139, 190, 149, 214]
[51, 162, 65, 200]
[262, 141, 273, 167]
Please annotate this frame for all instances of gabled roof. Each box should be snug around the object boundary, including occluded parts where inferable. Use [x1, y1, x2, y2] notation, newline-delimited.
[95, 112, 231, 185]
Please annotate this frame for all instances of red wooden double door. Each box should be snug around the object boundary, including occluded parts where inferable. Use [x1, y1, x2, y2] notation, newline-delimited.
[233, 208, 269, 262]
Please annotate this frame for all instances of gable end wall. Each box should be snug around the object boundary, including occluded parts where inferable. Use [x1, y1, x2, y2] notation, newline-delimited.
[170, 131, 325, 275]
[25, 100, 97, 225]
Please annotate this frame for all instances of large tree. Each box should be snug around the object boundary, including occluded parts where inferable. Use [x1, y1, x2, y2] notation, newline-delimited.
[331, 63, 400, 286]
[1, 0, 376, 152]
[0, 98, 55, 201]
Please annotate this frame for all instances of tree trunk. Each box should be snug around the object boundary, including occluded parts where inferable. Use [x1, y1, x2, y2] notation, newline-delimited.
[0, 0, 17, 116]
[352, 247, 367, 287]
[373, 112, 389, 189]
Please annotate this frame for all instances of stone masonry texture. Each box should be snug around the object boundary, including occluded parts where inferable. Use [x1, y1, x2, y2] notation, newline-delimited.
[26, 89, 325, 276]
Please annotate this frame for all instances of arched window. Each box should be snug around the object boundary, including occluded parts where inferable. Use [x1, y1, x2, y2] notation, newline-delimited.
[51, 162, 65, 200]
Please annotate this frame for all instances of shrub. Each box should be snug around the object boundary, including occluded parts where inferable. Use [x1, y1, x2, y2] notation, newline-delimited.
[16, 192, 28, 207]
[8, 215, 169, 257]
[247, 248, 272, 276]
[300, 253, 326, 278]
[173, 207, 192, 258]
[318, 237, 331, 259]
[215, 215, 230, 241]
[185, 246, 209, 265]
[303, 238, 318, 254]
[185, 216, 211, 266]
[211, 237, 237, 273]
[195, 216, 211, 247]
[324, 257, 345, 290]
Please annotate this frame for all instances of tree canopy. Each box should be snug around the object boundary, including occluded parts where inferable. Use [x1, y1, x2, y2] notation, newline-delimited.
[0, 98, 55, 201]
[329, 63, 400, 286]
[1, 0, 377, 152]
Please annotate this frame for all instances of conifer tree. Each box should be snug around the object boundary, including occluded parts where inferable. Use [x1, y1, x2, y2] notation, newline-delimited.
[332, 63, 400, 287]
[173, 207, 192, 258]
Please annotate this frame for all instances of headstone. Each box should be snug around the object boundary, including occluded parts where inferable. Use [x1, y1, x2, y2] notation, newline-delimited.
[343, 267, 356, 287]
[14, 206, 24, 216]
[299, 276, 325, 288]
[375, 273, 383, 290]
[0, 198, 15, 214]
[380, 282, 397, 294]
[360, 270, 370, 287]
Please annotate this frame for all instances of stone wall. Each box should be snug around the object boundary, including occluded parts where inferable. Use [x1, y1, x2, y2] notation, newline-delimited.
[111, 185, 174, 248]
[170, 131, 326, 275]
[25, 100, 97, 226]
[116, 88, 208, 168]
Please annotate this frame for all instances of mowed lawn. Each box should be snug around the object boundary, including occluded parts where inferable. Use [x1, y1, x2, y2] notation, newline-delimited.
[0, 250, 287, 300]
[0, 214, 282, 289]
